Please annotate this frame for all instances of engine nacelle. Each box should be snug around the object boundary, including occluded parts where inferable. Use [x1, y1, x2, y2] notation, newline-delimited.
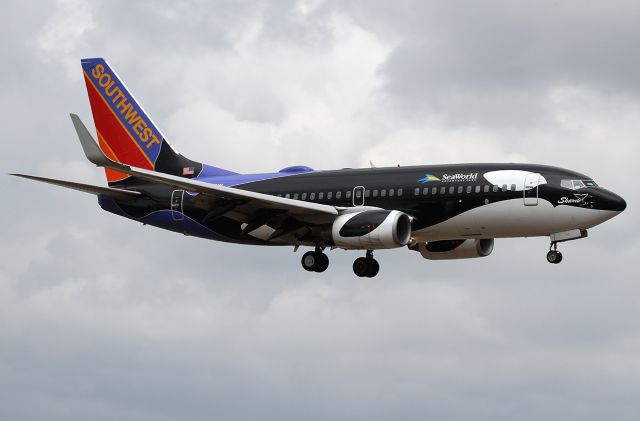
[331, 210, 412, 249]
[415, 239, 494, 260]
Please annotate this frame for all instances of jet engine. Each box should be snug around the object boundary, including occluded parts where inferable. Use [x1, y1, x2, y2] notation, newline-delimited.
[331, 210, 412, 249]
[415, 239, 494, 260]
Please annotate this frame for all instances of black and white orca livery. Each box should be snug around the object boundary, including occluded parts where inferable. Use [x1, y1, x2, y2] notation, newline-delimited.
[12, 58, 627, 277]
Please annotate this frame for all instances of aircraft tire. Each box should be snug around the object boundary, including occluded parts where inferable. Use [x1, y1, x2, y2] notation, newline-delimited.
[302, 251, 317, 271]
[315, 252, 329, 272]
[546, 250, 563, 264]
[353, 257, 369, 277]
[365, 259, 379, 277]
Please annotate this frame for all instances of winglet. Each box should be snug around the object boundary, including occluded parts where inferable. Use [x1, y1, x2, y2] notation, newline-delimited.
[70, 113, 116, 167]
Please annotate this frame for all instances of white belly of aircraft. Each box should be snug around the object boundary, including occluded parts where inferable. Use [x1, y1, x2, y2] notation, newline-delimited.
[412, 199, 619, 242]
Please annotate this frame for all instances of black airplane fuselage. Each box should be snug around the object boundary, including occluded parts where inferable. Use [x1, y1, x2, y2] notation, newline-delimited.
[100, 162, 626, 247]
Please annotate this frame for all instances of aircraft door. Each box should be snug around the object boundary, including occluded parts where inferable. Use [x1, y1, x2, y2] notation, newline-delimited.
[353, 186, 365, 206]
[171, 190, 185, 220]
[523, 173, 540, 206]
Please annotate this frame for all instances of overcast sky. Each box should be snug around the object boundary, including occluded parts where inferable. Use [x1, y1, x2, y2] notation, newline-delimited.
[1, 0, 639, 420]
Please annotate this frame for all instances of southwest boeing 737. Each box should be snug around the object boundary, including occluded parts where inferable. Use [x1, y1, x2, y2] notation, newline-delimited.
[12, 58, 627, 277]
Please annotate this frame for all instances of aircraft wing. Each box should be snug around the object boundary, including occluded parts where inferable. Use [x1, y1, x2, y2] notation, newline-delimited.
[70, 114, 339, 224]
[10, 173, 142, 200]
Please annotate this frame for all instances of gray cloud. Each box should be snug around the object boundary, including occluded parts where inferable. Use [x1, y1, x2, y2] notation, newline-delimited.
[1, 0, 639, 420]
[333, 0, 640, 128]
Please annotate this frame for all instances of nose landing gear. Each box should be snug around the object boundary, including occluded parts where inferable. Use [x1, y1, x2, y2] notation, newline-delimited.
[353, 250, 380, 278]
[545, 229, 589, 264]
[301, 247, 329, 272]
[546, 242, 563, 264]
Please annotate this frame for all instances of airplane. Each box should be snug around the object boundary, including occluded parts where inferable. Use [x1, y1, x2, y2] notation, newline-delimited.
[11, 58, 627, 277]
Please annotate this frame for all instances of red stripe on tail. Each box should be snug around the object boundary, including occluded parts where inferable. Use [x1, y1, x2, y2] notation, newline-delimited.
[84, 74, 154, 170]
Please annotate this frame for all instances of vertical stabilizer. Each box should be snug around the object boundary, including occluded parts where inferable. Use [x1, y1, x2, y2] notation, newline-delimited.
[80, 58, 214, 185]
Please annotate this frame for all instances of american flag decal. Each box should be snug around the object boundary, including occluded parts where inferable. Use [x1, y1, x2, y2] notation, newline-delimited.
[182, 167, 195, 176]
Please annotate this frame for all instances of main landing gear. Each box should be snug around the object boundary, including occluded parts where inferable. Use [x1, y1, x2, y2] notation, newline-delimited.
[353, 250, 379, 278]
[546, 242, 563, 264]
[300, 248, 381, 277]
[301, 247, 329, 272]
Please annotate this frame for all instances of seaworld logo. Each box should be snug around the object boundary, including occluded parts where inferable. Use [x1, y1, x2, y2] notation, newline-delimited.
[441, 172, 478, 182]
[417, 174, 441, 183]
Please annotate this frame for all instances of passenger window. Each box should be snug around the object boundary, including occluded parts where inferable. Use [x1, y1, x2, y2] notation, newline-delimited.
[373, 189, 379, 197]
[492, 185, 498, 193]
[511, 184, 516, 191]
[328, 192, 333, 199]
[423, 187, 429, 195]
[285, 193, 290, 198]
[389, 189, 395, 197]
[381, 189, 387, 197]
[355, 189, 362, 198]
[432, 187, 438, 195]
[310, 192, 315, 200]
[414, 187, 420, 196]
[457, 186, 463, 194]
[448, 186, 455, 194]
[336, 191, 342, 199]
[502, 184, 507, 192]
[293, 193, 299, 199]
[440, 187, 446, 194]
[346, 191, 351, 199]
[365, 190, 370, 198]
[301, 193, 307, 200]
[397, 188, 403, 196]
[483, 185, 489, 193]
[319, 192, 324, 200]
[467, 186, 472, 193]
[475, 185, 481, 193]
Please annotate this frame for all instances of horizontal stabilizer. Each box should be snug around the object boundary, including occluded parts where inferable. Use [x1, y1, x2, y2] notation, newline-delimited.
[10, 173, 141, 200]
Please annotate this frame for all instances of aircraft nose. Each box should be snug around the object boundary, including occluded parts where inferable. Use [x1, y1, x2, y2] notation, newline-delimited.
[613, 194, 627, 212]
[598, 189, 627, 212]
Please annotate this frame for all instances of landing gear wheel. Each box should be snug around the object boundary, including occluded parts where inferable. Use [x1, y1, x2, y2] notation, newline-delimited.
[301, 251, 329, 272]
[546, 250, 563, 264]
[353, 253, 380, 278]
[302, 251, 317, 271]
[365, 259, 379, 278]
[316, 252, 329, 272]
[353, 257, 369, 277]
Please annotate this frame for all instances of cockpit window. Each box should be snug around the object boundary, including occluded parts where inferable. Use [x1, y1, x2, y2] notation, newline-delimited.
[561, 179, 598, 189]
[573, 180, 586, 189]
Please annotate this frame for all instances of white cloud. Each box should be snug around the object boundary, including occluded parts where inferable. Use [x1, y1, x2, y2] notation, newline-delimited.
[295, 0, 326, 17]
[39, 159, 104, 185]
[163, 12, 392, 171]
[34, 0, 95, 78]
